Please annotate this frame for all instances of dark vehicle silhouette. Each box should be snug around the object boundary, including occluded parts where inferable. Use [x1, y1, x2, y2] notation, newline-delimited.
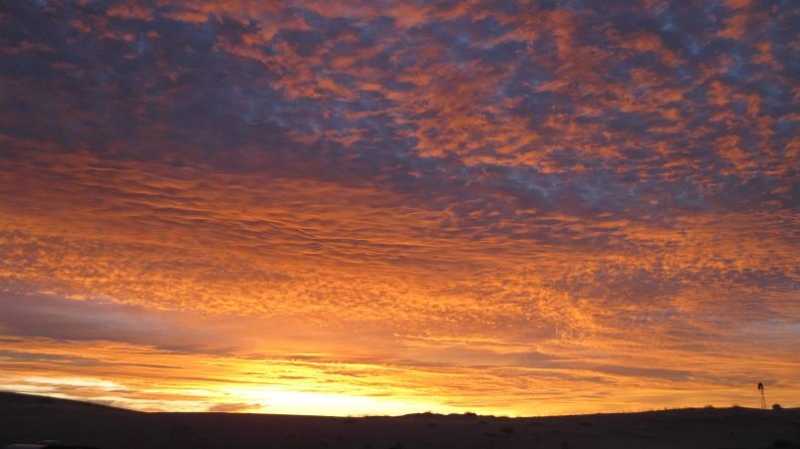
[5, 444, 99, 449]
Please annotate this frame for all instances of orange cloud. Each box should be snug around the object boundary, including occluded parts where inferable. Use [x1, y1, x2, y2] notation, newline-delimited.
[1, 0, 798, 416]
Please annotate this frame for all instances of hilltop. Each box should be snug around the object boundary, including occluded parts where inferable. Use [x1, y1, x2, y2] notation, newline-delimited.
[0, 391, 133, 417]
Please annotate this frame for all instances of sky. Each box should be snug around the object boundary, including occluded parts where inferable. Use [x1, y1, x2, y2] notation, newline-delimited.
[0, 0, 798, 417]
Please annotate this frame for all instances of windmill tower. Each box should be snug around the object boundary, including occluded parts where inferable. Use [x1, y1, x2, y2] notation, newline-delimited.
[758, 382, 766, 409]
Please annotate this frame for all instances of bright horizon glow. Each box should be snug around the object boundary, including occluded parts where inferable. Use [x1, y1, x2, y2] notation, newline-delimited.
[3, 333, 796, 417]
[6, 379, 792, 417]
[216, 387, 465, 416]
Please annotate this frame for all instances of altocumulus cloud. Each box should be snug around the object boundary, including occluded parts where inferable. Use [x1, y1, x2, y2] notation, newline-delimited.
[0, 0, 798, 415]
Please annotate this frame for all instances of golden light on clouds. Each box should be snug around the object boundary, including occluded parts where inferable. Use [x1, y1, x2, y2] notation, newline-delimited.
[1, 0, 798, 416]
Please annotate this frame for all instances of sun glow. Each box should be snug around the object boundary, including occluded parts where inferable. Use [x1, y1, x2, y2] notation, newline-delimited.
[217, 387, 460, 417]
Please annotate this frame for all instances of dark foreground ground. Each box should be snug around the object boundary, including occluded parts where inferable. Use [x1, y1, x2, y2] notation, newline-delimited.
[1, 392, 798, 449]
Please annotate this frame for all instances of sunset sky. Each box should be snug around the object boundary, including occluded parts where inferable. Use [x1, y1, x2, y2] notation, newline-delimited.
[1, 0, 798, 417]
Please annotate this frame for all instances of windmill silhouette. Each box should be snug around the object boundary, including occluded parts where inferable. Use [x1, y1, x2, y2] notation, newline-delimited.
[758, 382, 766, 409]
